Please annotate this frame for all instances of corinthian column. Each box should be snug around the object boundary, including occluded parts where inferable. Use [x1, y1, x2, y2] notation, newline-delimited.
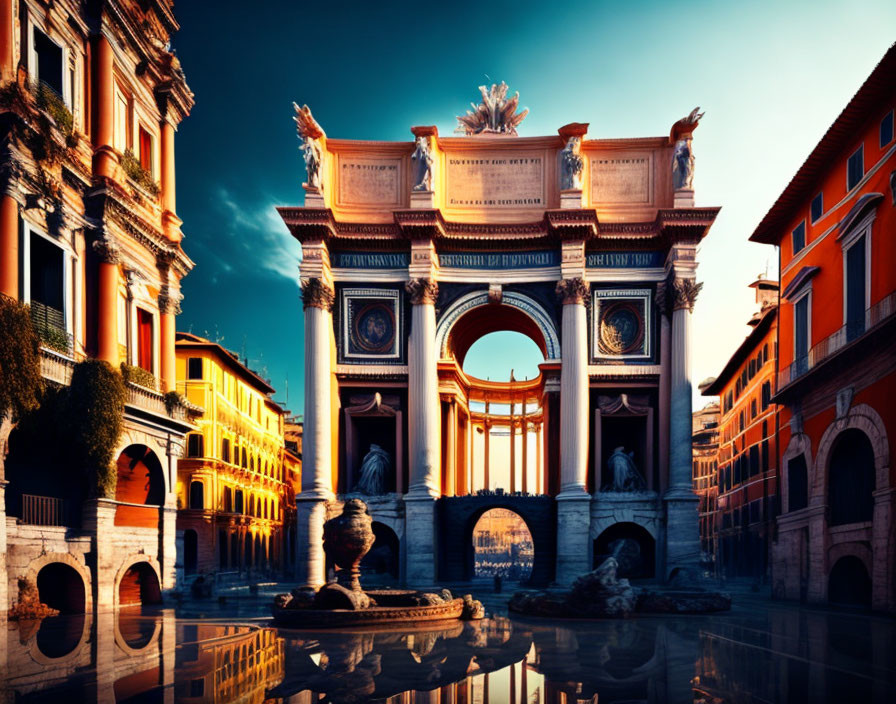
[557, 278, 589, 494]
[296, 277, 335, 588]
[405, 277, 440, 586]
[555, 277, 592, 584]
[93, 233, 120, 365]
[664, 277, 703, 578]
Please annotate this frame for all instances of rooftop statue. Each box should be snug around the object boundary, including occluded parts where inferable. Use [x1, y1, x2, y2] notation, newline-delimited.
[560, 136, 584, 190]
[293, 103, 325, 191]
[671, 107, 704, 191]
[411, 135, 434, 191]
[456, 82, 529, 136]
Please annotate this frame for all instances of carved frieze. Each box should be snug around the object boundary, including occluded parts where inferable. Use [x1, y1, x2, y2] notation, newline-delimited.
[302, 277, 335, 311]
[405, 278, 439, 305]
[556, 277, 589, 305]
[92, 230, 121, 264]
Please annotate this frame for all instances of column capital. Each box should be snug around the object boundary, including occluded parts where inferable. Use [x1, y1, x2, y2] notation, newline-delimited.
[301, 277, 335, 311]
[92, 231, 121, 264]
[158, 287, 182, 315]
[555, 277, 589, 305]
[405, 277, 438, 305]
[671, 278, 703, 313]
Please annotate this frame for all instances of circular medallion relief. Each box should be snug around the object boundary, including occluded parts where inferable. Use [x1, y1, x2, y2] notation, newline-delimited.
[352, 302, 396, 354]
[599, 303, 644, 355]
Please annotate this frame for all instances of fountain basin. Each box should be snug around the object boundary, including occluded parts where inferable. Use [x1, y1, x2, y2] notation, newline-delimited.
[272, 589, 468, 628]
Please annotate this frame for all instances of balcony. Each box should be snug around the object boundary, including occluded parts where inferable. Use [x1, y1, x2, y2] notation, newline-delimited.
[21, 494, 66, 527]
[40, 347, 75, 385]
[778, 291, 896, 390]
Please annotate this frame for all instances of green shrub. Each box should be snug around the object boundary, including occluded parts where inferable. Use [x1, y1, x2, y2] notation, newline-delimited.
[35, 82, 73, 137]
[68, 360, 125, 499]
[0, 295, 43, 421]
[34, 322, 71, 354]
[120, 149, 161, 197]
[121, 362, 158, 391]
[164, 390, 186, 415]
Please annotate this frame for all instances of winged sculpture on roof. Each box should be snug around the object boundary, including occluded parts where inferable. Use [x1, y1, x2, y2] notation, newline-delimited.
[293, 103, 325, 190]
[456, 82, 529, 135]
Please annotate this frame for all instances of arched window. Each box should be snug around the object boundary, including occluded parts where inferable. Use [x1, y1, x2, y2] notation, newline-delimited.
[829, 429, 875, 526]
[189, 481, 204, 510]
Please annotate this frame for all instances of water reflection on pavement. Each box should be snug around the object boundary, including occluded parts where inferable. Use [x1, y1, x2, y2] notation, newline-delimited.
[0, 597, 894, 703]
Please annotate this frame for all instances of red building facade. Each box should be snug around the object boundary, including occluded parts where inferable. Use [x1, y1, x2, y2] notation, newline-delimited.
[751, 45, 896, 610]
[702, 280, 778, 580]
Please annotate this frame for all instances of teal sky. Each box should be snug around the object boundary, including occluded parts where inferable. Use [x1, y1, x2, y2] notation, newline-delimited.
[171, 0, 896, 415]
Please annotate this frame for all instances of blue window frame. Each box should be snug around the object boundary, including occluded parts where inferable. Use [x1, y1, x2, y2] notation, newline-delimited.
[847, 146, 864, 191]
[791, 221, 806, 255]
[881, 110, 894, 148]
[810, 192, 823, 223]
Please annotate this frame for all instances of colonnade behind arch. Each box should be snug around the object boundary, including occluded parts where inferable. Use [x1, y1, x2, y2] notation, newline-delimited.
[283, 98, 719, 586]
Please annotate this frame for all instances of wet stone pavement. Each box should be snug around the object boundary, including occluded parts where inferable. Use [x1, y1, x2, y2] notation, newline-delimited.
[0, 591, 894, 703]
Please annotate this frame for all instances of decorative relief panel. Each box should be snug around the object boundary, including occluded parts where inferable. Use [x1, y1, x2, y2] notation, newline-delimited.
[590, 154, 653, 205]
[445, 152, 546, 208]
[340, 288, 404, 363]
[337, 157, 403, 206]
[592, 288, 652, 361]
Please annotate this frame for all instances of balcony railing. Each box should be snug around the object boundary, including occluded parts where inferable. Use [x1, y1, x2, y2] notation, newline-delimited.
[21, 494, 65, 526]
[126, 381, 188, 422]
[778, 291, 896, 389]
[30, 300, 73, 355]
[40, 347, 75, 385]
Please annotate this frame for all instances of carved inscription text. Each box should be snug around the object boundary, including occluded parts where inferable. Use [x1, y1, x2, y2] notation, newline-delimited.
[446, 153, 544, 208]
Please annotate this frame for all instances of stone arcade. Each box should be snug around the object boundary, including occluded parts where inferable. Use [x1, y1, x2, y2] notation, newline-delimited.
[281, 88, 719, 587]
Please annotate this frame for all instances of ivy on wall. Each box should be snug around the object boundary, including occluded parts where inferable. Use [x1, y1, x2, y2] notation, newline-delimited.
[68, 360, 126, 499]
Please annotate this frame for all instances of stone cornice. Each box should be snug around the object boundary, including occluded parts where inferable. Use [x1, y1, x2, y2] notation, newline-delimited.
[301, 277, 335, 311]
[278, 206, 337, 243]
[405, 278, 439, 305]
[556, 277, 589, 305]
[394, 209, 447, 241]
[545, 209, 598, 241]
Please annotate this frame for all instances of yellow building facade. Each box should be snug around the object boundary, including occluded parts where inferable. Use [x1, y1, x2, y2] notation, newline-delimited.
[175, 332, 291, 580]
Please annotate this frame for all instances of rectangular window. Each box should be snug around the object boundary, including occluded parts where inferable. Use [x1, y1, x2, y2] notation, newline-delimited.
[845, 234, 866, 342]
[29, 232, 65, 331]
[810, 193, 823, 223]
[791, 221, 806, 255]
[187, 357, 203, 380]
[136, 308, 153, 372]
[881, 110, 894, 148]
[847, 146, 864, 191]
[794, 294, 809, 375]
[221, 438, 230, 463]
[138, 125, 154, 175]
[33, 28, 63, 97]
[788, 455, 808, 512]
[114, 90, 129, 152]
[187, 434, 204, 458]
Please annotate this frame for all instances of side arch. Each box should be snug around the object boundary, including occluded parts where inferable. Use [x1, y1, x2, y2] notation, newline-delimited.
[814, 403, 889, 499]
[435, 290, 561, 362]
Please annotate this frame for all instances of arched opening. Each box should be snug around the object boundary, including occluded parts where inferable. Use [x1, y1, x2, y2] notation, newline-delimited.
[464, 331, 545, 381]
[472, 508, 533, 582]
[189, 481, 204, 510]
[360, 522, 400, 583]
[115, 445, 165, 528]
[828, 555, 871, 608]
[594, 522, 656, 579]
[828, 429, 875, 526]
[184, 529, 198, 575]
[34, 562, 87, 659]
[36, 562, 86, 614]
[118, 563, 162, 608]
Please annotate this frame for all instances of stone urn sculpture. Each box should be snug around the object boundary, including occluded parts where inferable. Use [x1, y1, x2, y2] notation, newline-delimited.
[323, 498, 376, 594]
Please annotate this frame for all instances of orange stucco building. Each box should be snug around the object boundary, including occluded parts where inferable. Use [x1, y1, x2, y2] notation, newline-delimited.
[0, 0, 194, 614]
[750, 44, 896, 610]
[702, 279, 778, 581]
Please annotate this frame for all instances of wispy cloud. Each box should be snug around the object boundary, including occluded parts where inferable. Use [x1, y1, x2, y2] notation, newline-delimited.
[212, 187, 302, 285]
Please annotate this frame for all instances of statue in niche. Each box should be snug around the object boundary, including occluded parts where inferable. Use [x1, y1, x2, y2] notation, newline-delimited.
[411, 136, 434, 191]
[602, 446, 645, 492]
[560, 136, 584, 190]
[355, 444, 392, 496]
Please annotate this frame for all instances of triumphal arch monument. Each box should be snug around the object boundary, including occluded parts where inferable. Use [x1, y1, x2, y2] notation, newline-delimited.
[280, 86, 719, 587]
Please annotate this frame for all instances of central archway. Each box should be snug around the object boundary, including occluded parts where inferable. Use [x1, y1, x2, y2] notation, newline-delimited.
[115, 444, 166, 528]
[119, 562, 162, 607]
[472, 508, 534, 582]
[594, 522, 656, 579]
